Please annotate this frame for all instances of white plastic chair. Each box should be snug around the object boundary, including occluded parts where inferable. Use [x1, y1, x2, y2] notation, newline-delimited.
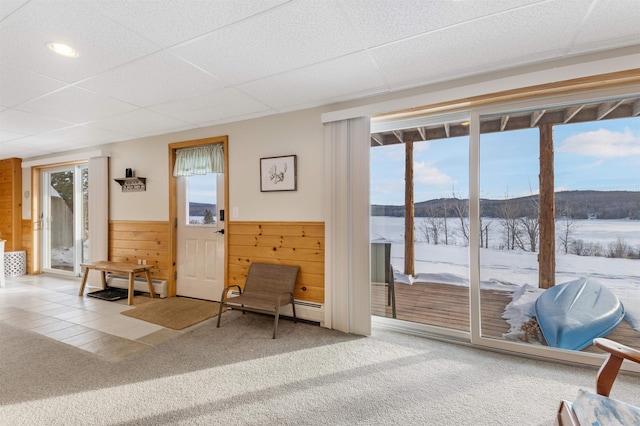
[0, 240, 5, 287]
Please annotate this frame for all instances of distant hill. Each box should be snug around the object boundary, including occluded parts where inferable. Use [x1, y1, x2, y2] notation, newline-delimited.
[371, 190, 640, 220]
[189, 202, 216, 216]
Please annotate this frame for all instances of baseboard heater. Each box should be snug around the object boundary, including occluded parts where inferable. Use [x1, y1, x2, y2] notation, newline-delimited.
[228, 290, 324, 324]
[106, 274, 168, 298]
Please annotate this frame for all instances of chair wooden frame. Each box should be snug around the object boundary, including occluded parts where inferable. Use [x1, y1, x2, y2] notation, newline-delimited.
[555, 338, 640, 425]
[216, 263, 299, 339]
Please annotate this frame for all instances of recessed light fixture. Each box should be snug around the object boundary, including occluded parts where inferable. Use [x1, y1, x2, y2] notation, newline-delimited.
[46, 41, 79, 58]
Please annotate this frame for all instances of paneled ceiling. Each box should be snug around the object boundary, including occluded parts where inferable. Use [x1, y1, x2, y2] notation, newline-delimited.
[1, 0, 639, 160]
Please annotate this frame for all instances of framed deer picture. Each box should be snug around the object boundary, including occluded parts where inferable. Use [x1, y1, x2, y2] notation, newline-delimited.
[260, 155, 297, 192]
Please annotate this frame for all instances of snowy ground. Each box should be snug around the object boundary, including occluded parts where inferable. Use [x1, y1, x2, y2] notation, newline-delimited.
[372, 216, 640, 342]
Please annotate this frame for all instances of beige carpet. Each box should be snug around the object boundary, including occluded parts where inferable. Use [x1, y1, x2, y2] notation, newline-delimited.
[120, 296, 220, 330]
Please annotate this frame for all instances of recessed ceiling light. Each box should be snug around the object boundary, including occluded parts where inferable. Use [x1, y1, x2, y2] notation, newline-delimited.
[46, 41, 79, 58]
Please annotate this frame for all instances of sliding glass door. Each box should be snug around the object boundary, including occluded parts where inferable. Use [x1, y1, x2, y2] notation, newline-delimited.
[478, 100, 640, 354]
[370, 89, 640, 363]
[41, 164, 89, 276]
[370, 113, 470, 333]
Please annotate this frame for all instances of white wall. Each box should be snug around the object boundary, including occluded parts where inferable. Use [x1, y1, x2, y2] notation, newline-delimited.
[108, 106, 327, 222]
[109, 139, 168, 221]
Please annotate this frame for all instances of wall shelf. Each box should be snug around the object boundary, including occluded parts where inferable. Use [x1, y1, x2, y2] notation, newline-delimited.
[114, 177, 146, 192]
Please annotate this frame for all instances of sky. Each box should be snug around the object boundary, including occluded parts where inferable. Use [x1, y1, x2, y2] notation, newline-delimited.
[187, 173, 217, 205]
[371, 116, 640, 205]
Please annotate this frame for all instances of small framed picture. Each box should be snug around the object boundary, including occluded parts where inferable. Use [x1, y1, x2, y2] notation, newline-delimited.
[260, 155, 297, 192]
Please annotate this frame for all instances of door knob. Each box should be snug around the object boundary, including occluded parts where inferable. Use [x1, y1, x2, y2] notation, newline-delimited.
[215, 229, 225, 235]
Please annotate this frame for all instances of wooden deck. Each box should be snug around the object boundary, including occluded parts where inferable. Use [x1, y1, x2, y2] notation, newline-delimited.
[372, 281, 639, 354]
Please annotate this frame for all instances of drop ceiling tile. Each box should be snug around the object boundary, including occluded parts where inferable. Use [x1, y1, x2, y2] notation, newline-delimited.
[77, 51, 226, 107]
[0, 65, 67, 108]
[569, 0, 640, 54]
[0, 0, 159, 84]
[370, 1, 586, 88]
[239, 52, 388, 110]
[0, 128, 26, 143]
[0, 0, 28, 20]
[0, 138, 51, 158]
[86, 0, 289, 47]
[0, 109, 73, 135]
[149, 87, 271, 124]
[32, 125, 131, 146]
[17, 86, 138, 124]
[171, 1, 362, 84]
[339, 0, 542, 48]
[88, 109, 193, 137]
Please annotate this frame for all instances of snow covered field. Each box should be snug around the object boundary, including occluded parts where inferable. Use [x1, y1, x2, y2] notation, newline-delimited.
[371, 216, 640, 337]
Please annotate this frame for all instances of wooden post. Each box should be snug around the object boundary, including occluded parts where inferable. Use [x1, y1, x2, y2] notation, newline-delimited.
[539, 123, 555, 289]
[404, 141, 415, 276]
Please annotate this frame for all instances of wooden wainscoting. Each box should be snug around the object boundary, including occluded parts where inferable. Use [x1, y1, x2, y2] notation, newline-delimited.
[0, 158, 22, 251]
[227, 221, 324, 304]
[109, 220, 171, 281]
[21, 220, 33, 274]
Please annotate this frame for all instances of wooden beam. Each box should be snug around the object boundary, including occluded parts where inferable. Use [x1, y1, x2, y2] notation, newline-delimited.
[393, 130, 404, 144]
[444, 123, 450, 138]
[500, 115, 510, 131]
[404, 141, 415, 276]
[371, 134, 383, 146]
[538, 123, 555, 289]
[631, 99, 640, 116]
[563, 105, 584, 123]
[417, 126, 427, 141]
[530, 110, 546, 127]
[597, 99, 624, 120]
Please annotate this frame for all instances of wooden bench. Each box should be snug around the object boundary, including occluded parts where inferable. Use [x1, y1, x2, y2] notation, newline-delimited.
[79, 261, 156, 305]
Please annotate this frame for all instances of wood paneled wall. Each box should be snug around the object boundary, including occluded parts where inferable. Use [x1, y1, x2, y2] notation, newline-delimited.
[109, 220, 171, 281]
[18, 218, 323, 304]
[21, 220, 33, 273]
[0, 158, 22, 251]
[227, 221, 325, 304]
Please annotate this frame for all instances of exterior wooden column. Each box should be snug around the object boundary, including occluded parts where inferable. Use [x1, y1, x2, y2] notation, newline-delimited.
[404, 141, 415, 276]
[539, 123, 555, 289]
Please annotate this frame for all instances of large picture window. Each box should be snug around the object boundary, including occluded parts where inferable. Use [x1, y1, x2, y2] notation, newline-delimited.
[478, 98, 640, 354]
[371, 91, 639, 360]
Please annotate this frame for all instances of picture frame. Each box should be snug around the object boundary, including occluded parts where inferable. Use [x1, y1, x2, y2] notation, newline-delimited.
[260, 155, 297, 192]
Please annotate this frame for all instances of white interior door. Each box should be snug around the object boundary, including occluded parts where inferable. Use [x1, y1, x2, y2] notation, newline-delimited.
[176, 173, 225, 300]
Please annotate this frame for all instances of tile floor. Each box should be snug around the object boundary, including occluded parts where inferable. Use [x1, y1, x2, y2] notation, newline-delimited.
[0, 273, 187, 361]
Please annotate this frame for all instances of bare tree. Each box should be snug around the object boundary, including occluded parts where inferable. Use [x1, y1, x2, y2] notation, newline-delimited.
[557, 203, 578, 254]
[608, 238, 632, 259]
[423, 205, 446, 245]
[516, 216, 539, 252]
[452, 187, 469, 246]
[499, 192, 520, 250]
[418, 218, 431, 244]
[519, 189, 541, 252]
[480, 218, 493, 248]
[557, 218, 574, 254]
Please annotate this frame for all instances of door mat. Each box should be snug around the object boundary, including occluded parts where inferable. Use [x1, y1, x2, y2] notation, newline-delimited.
[87, 288, 138, 301]
[120, 296, 221, 330]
